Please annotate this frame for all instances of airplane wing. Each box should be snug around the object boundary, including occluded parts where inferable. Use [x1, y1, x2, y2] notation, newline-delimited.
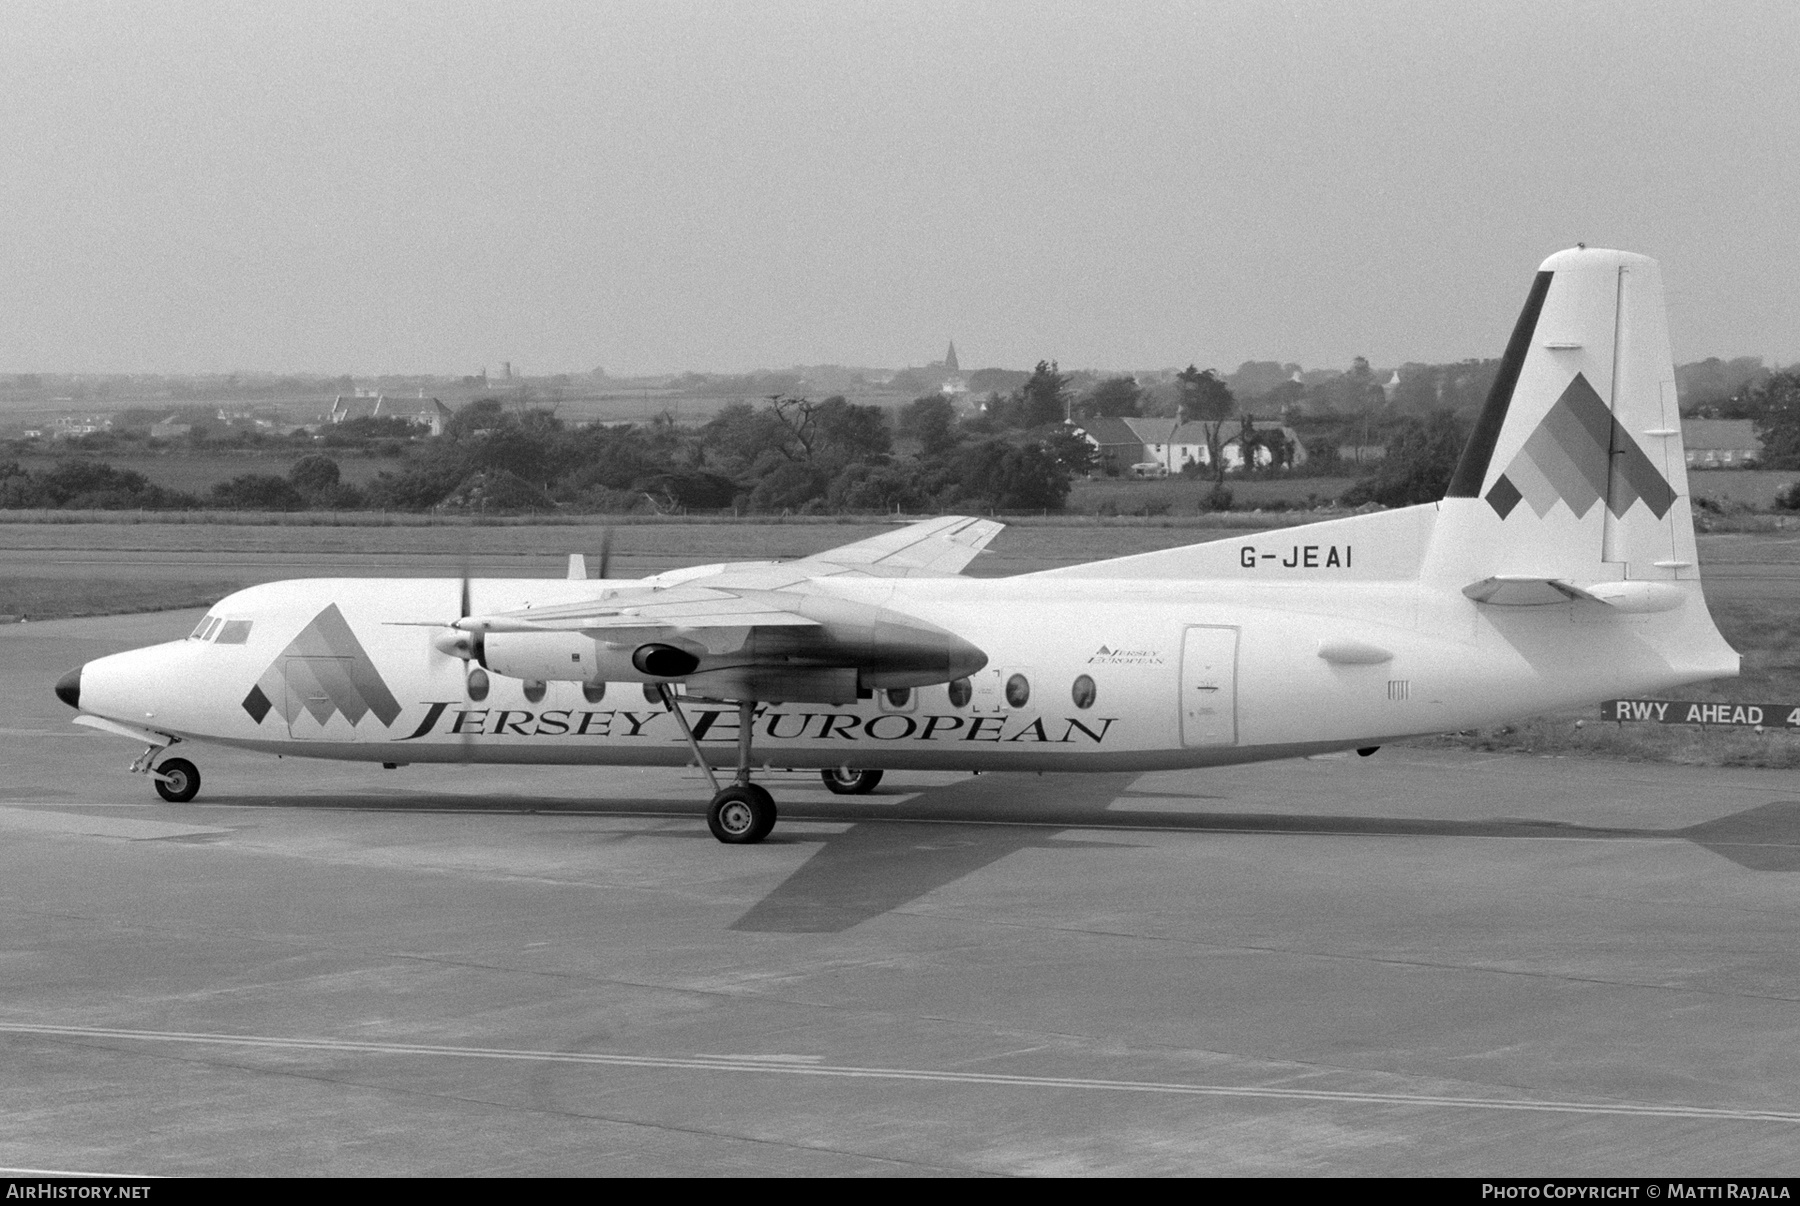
[458, 585, 820, 635]
[459, 516, 1004, 637]
[436, 518, 1001, 703]
[786, 515, 1004, 578]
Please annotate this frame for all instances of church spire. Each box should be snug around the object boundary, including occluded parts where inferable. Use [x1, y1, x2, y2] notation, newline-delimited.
[943, 340, 959, 372]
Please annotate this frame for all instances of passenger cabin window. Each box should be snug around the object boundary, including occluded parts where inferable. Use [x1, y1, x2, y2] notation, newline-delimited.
[947, 677, 972, 708]
[1005, 674, 1030, 708]
[1071, 674, 1096, 710]
[885, 687, 911, 708]
[214, 620, 254, 645]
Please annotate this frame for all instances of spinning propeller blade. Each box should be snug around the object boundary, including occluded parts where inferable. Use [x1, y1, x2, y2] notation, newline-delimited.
[458, 530, 477, 764]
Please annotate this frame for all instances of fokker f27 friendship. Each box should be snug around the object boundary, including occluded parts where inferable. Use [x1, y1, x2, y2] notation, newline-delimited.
[55, 248, 1738, 842]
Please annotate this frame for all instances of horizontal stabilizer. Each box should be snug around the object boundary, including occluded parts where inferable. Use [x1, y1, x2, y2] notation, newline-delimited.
[1461, 575, 1684, 612]
[1462, 576, 1596, 606]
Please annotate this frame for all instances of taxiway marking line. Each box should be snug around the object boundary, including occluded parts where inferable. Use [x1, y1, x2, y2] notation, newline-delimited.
[5, 1022, 1798, 1126]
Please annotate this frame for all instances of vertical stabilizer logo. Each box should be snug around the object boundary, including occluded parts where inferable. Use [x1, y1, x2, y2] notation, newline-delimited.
[242, 604, 402, 728]
[1485, 373, 1676, 520]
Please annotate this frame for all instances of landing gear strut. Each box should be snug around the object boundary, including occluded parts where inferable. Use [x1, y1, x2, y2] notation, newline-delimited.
[659, 687, 775, 844]
[125, 734, 199, 803]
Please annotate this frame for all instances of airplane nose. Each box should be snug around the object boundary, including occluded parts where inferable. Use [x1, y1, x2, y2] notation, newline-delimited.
[54, 666, 81, 710]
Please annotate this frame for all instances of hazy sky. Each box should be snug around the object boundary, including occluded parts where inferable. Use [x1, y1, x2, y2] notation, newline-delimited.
[4, 0, 1797, 375]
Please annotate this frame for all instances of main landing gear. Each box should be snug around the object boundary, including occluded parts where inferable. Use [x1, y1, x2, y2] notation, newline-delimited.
[657, 686, 776, 844]
[821, 767, 883, 795]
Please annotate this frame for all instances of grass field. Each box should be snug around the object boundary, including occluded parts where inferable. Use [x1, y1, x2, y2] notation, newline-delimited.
[0, 577, 241, 623]
[1066, 475, 1361, 515]
[9, 453, 407, 492]
[1685, 468, 1800, 508]
[1069, 469, 1800, 516]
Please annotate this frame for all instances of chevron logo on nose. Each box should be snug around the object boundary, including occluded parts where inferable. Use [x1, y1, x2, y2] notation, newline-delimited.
[241, 604, 402, 727]
[1484, 373, 1676, 520]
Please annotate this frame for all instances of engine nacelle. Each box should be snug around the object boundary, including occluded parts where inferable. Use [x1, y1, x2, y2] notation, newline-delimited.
[482, 632, 694, 683]
[465, 595, 987, 704]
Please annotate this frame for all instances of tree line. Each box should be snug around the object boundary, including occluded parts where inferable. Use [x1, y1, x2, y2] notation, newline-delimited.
[19, 359, 1787, 516]
[0, 370, 1494, 515]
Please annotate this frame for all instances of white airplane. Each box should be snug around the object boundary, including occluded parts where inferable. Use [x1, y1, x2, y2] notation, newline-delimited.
[55, 248, 1738, 843]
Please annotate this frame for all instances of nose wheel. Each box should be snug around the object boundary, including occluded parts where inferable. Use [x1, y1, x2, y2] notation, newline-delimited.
[152, 757, 200, 803]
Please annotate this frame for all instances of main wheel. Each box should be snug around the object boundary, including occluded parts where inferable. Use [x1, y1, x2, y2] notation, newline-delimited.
[154, 757, 200, 803]
[708, 784, 777, 844]
[821, 767, 883, 795]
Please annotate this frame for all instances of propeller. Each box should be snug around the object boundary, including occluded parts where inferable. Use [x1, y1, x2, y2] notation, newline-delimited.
[456, 532, 480, 764]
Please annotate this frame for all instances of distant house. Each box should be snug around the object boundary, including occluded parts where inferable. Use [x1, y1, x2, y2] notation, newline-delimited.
[1073, 417, 1150, 473]
[1683, 418, 1761, 468]
[1120, 417, 1178, 468]
[417, 399, 453, 437]
[50, 415, 112, 440]
[327, 394, 383, 423]
[149, 415, 191, 440]
[1167, 421, 1309, 473]
[325, 394, 450, 436]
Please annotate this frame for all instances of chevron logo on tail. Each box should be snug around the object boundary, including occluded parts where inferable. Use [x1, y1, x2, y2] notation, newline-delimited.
[1485, 373, 1676, 520]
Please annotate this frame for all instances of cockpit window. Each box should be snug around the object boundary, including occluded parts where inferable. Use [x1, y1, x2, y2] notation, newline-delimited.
[214, 620, 253, 644]
[191, 615, 219, 640]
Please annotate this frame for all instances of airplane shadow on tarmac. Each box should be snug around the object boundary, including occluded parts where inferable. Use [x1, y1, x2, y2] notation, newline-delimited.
[198, 774, 1800, 933]
[728, 779, 1800, 932]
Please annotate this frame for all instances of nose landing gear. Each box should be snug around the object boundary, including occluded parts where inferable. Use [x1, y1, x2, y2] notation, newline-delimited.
[120, 732, 201, 803]
[658, 687, 777, 844]
[152, 757, 201, 803]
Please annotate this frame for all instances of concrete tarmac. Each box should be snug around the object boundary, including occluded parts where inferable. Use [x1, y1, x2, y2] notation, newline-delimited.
[5, 611, 1800, 1176]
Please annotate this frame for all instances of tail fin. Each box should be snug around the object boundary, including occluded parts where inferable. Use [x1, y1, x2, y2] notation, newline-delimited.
[1426, 247, 1695, 588]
